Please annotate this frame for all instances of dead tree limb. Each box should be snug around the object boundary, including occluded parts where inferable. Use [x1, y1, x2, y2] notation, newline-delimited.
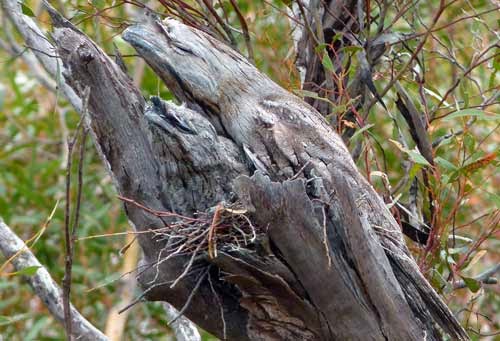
[0, 218, 108, 341]
[1, 0, 81, 111]
[23, 3, 470, 340]
[0, 1, 200, 338]
[42, 7, 467, 339]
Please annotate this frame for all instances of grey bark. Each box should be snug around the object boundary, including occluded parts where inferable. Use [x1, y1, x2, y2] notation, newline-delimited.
[0, 1, 200, 339]
[0, 218, 108, 341]
[41, 5, 468, 341]
[290, 0, 433, 244]
[290, 0, 373, 121]
[1, 0, 81, 111]
[162, 303, 201, 341]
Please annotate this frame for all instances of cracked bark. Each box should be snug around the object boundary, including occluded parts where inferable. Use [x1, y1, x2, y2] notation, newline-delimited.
[45, 6, 468, 341]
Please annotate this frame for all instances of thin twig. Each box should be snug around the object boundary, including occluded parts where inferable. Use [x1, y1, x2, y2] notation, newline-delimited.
[62, 87, 90, 341]
[117, 279, 175, 314]
[0, 219, 107, 340]
[228, 0, 254, 63]
[72, 128, 88, 245]
[208, 204, 224, 259]
[208, 271, 226, 340]
[62, 127, 75, 340]
[169, 266, 210, 325]
[170, 234, 207, 289]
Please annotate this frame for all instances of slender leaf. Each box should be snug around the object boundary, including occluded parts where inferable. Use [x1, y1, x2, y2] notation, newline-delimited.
[461, 277, 481, 293]
[443, 109, 500, 121]
[322, 52, 334, 72]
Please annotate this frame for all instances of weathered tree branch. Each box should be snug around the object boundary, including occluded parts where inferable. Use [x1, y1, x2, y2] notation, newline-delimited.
[121, 15, 467, 340]
[0, 218, 108, 341]
[1, 0, 81, 111]
[48, 10, 468, 339]
[10, 2, 470, 340]
[44, 7, 250, 339]
[1, 1, 201, 338]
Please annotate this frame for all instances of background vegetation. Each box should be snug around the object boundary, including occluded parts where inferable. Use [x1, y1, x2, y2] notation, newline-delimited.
[0, 0, 498, 339]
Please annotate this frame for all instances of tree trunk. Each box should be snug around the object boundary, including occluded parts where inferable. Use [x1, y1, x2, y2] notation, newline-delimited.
[45, 5, 468, 341]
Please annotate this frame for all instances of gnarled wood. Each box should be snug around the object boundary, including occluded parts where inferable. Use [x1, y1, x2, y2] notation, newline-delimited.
[46, 6, 468, 340]
[122, 17, 467, 339]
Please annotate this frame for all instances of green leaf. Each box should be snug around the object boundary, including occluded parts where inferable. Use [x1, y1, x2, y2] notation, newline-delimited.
[487, 192, 500, 207]
[12, 265, 41, 277]
[493, 55, 500, 71]
[461, 277, 481, 293]
[407, 150, 431, 166]
[293, 89, 333, 104]
[435, 156, 457, 171]
[340, 46, 363, 54]
[463, 134, 475, 152]
[314, 43, 328, 53]
[21, 3, 35, 17]
[430, 268, 448, 292]
[350, 123, 375, 140]
[443, 109, 500, 121]
[92, 0, 106, 9]
[322, 52, 334, 72]
[424, 85, 448, 106]
[488, 69, 497, 89]
[389, 139, 431, 166]
[441, 174, 451, 185]
[408, 163, 423, 179]
[463, 182, 473, 192]
[329, 104, 347, 115]
[329, 32, 343, 44]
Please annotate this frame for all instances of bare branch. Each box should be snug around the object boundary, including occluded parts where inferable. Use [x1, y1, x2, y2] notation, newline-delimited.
[1, 3, 203, 339]
[0, 218, 108, 341]
[162, 303, 201, 341]
[62, 88, 90, 340]
[1, 0, 81, 111]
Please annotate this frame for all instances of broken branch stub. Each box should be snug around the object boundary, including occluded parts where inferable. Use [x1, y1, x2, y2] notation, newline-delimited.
[48, 12, 250, 339]
[48, 7, 467, 340]
[122, 17, 468, 340]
